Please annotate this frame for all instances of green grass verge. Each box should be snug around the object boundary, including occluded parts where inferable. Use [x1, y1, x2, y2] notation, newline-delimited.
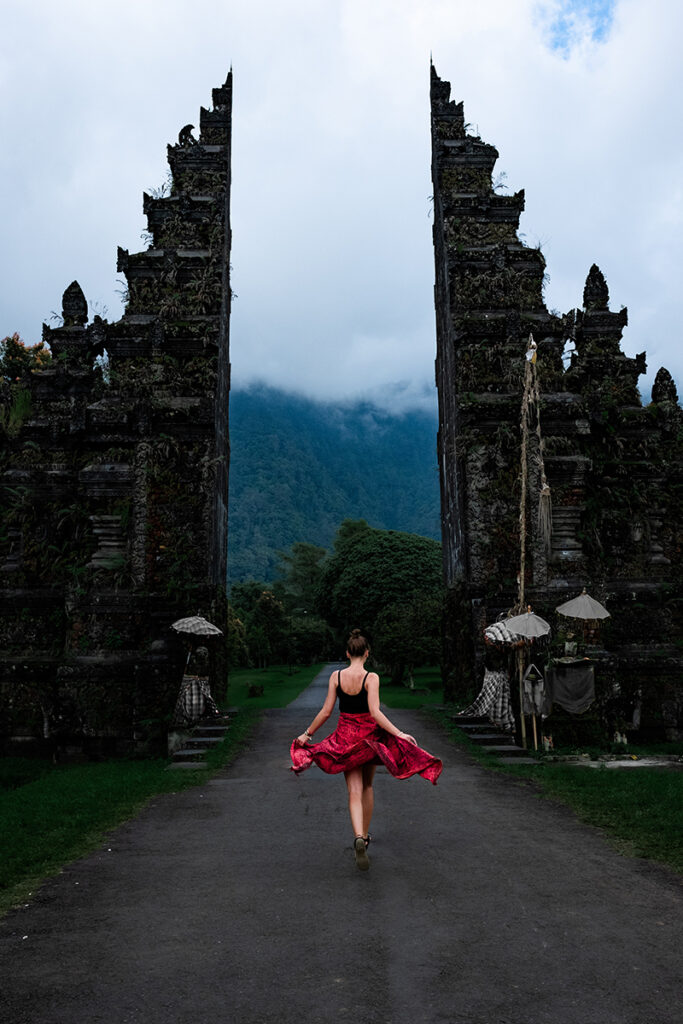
[380, 666, 445, 709]
[226, 663, 324, 709]
[430, 710, 683, 875]
[547, 740, 683, 759]
[0, 708, 260, 917]
[0, 757, 55, 791]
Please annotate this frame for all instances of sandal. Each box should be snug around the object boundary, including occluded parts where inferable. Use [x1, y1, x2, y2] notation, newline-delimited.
[354, 836, 370, 871]
[363, 834, 372, 848]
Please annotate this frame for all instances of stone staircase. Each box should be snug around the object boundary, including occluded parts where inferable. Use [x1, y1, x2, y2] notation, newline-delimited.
[449, 714, 538, 765]
[168, 718, 231, 769]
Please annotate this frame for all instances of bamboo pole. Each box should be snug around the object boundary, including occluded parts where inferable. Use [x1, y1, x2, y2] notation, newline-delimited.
[517, 646, 527, 749]
[518, 353, 531, 613]
[516, 342, 534, 749]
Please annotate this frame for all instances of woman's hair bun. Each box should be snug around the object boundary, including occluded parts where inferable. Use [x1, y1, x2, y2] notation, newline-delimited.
[346, 628, 369, 657]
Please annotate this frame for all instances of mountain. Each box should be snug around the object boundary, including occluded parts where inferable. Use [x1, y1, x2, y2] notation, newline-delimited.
[227, 385, 441, 582]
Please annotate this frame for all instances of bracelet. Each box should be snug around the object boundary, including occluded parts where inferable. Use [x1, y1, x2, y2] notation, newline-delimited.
[304, 730, 312, 739]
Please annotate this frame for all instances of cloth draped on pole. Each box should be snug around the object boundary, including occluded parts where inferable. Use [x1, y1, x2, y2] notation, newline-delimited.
[484, 621, 521, 646]
[546, 661, 595, 714]
[458, 669, 516, 733]
[172, 675, 221, 726]
[521, 663, 550, 717]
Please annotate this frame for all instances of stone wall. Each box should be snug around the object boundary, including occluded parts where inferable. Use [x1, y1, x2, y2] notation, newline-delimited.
[431, 67, 682, 738]
[0, 74, 233, 755]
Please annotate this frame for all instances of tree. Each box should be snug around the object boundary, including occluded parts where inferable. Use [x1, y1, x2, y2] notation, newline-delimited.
[226, 604, 249, 668]
[315, 519, 443, 638]
[230, 580, 271, 619]
[0, 334, 51, 439]
[332, 518, 372, 553]
[276, 541, 328, 611]
[0, 334, 51, 382]
[288, 613, 335, 664]
[373, 592, 443, 686]
[244, 589, 288, 667]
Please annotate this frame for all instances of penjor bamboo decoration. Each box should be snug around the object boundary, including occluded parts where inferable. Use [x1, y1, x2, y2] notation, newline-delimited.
[515, 334, 552, 747]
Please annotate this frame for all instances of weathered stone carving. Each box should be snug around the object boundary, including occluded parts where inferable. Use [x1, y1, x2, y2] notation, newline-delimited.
[583, 264, 610, 312]
[652, 366, 679, 405]
[61, 281, 89, 326]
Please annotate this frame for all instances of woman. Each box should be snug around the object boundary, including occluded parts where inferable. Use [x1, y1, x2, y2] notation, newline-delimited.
[290, 629, 442, 871]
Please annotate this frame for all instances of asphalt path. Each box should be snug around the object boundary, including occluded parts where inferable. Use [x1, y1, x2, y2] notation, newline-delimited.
[1, 663, 681, 1024]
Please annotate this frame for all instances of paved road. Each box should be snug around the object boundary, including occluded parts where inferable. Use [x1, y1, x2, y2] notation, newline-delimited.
[1, 664, 681, 1024]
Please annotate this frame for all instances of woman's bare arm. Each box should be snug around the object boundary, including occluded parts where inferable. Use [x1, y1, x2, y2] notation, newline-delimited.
[366, 674, 416, 744]
[294, 673, 337, 746]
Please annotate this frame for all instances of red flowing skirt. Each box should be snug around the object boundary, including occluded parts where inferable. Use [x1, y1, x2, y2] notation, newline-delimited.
[289, 712, 442, 785]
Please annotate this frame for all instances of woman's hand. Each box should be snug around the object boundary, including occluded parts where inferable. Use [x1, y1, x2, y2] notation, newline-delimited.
[398, 731, 417, 745]
[294, 732, 310, 747]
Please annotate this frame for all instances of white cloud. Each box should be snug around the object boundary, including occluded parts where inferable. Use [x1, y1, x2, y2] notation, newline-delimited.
[0, 0, 681, 408]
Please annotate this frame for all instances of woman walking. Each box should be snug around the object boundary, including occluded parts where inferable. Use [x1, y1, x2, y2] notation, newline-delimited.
[290, 629, 442, 870]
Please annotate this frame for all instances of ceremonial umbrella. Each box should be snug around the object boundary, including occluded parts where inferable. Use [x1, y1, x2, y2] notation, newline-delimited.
[170, 615, 223, 638]
[555, 589, 610, 621]
[504, 609, 551, 639]
[504, 607, 551, 750]
[170, 616, 223, 670]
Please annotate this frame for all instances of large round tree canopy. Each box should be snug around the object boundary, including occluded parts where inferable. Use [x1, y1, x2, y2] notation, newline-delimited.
[316, 520, 442, 631]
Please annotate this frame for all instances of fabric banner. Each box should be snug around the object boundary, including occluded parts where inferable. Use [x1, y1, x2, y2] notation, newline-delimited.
[546, 661, 595, 715]
[457, 669, 516, 733]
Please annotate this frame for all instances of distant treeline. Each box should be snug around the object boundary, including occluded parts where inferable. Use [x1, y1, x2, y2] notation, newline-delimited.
[227, 385, 441, 583]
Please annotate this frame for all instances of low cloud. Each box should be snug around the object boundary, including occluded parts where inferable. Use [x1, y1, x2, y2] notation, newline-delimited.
[1, 0, 680, 409]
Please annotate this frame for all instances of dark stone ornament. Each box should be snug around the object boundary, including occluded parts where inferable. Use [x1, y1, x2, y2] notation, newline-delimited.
[652, 366, 679, 405]
[583, 264, 610, 311]
[62, 280, 88, 326]
[178, 124, 197, 147]
[212, 72, 232, 110]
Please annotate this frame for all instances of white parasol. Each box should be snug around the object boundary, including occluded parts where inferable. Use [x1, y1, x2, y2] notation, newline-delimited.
[556, 589, 610, 621]
[504, 609, 551, 639]
[170, 616, 223, 671]
[170, 615, 223, 638]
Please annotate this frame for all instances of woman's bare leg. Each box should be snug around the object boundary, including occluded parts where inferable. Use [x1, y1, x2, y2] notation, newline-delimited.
[345, 767, 370, 870]
[361, 763, 376, 839]
[344, 767, 365, 838]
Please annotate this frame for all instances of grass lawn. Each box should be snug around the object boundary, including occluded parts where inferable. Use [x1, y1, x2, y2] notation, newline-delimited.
[226, 663, 324, 708]
[431, 710, 683, 875]
[0, 662, 322, 917]
[380, 665, 445, 709]
[0, 708, 260, 917]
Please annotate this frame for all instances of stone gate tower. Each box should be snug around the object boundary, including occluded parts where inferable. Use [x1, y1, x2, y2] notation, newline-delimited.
[431, 67, 682, 736]
[0, 74, 233, 753]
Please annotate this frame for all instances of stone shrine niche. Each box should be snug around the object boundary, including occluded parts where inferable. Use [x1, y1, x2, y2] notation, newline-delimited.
[431, 65, 682, 737]
[0, 73, 233, 755]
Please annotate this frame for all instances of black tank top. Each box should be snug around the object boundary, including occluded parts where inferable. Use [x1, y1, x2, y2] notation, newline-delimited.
[337, 670, 370, 714]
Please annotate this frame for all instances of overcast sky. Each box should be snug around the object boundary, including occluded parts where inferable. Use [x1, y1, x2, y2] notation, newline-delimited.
[1, 0, 681, 410]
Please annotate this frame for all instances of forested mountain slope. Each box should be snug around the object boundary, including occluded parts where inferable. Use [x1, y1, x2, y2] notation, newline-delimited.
[227, 386, 440, 582]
